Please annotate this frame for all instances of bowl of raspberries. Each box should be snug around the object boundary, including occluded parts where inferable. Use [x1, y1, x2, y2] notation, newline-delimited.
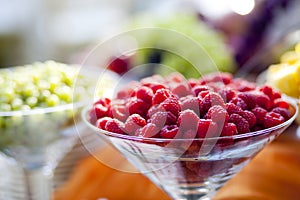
[82, 72, 298, 197]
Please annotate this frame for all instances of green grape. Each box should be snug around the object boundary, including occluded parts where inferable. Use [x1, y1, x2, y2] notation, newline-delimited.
[11, 98, 23, 110]
[26, 96, 38, 108]
[46, 94, 60, 107]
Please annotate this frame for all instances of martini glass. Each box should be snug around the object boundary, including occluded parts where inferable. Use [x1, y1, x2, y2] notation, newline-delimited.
[81, 99, 298, 200]
[0, 101, 86, 200]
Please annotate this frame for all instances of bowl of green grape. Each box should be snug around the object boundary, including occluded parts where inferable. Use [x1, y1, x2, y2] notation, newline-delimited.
[0, 60, 118, 200]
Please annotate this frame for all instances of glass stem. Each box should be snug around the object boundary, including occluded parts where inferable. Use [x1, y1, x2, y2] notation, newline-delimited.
[23, 167, 53, 200]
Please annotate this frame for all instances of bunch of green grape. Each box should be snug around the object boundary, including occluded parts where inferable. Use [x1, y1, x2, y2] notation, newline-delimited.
[0, 60, 89, 111]
[0, 60, 116, 148]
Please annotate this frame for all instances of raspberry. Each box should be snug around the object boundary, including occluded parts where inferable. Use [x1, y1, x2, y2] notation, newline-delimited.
[226, 103, 242, 115]
[197, 119, 218, 138]
[93, 97, 111, 118]
[221, 123, 238, 136]
[218, 88, 236, 102]
[105, 119, 125, 134]
[172, 83, 192, 98]
[152, 88, 173, 105]
[177, 109, 200, 132]
[180, 96, 201, 115]
[166, 72, 186, 83]
[255, 93, 272, 110]
[116, 81, 139, 99]
[239, 110, 257, 128]
[272, 107, 291, 120]
[96, 117, 113, 130]
[200, 72, 232, 85]
[205, 105, 229, 123]
[263, 112, 285, 128]
[192, 85, 211, 96]
[136, 86, 153, 103]
[160, 125, 179, 139]
[273, 91, 282, 99]
[229, 97, 247, 110]
[259, 85, 274, 100]
[251, 107, 267, 125]
[107, 56, 130, 75]
[128, 98, 150, 116]
[198, 90, 210, 99]
[110, 104, 129, 122]
[273, 99, 289, 109]
[136, 123, 160, 138]
[237, 92, 256, 110]
[228, 114, 250, 134]
[188, 79, 199, 88]
[200, 92, 225, 116]
[161, 97, 181, 117]
[231, 79, 256, 92]
[149, 111, 177, 128]
[146, 104, 164, 118]
[124, 114, 146, 134]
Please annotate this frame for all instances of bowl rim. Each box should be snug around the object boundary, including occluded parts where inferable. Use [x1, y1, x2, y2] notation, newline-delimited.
[81, 97, 299, 143]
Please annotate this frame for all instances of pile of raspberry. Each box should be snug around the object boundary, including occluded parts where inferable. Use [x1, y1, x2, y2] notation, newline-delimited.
[89, 72, 292, 139]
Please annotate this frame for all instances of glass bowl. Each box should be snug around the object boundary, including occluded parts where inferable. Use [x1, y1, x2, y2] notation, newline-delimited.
[82, 99, 298, 200]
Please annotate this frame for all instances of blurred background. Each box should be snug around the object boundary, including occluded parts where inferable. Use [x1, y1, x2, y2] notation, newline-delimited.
[0, 0, 300, 73]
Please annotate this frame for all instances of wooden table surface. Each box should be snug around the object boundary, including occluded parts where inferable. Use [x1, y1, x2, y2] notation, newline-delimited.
[55, 123, 300, 200]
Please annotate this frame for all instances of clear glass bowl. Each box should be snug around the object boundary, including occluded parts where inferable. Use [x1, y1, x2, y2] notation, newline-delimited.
[82, 100, 298, 200]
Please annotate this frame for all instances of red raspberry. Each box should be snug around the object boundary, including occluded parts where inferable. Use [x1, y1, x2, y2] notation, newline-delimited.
[239, 110, 257, 128]
[136, 123, 160, 138]
[198, 90, 210, 99]
[147, 104, 165, 118]
[231, 79, 256, 92]
[107, 55, 130, 75]
[205, 105, 229, 123]
[180, 96, 201, 115]
[264, 112, 285, 128]
[228, 114, 250, 134]
[273, 99, 289, 109]
[172, 83, 192, 98]
[273, 91, 282, 99]
[161, 97, 181, 117]
[110, 104, 129, 122]
[105, 119, 125, 134]
[96, 117, 113, 130]
[218, 88, 236, 102]
[160, 125, 179, 139]
[152, 88, 173, 105]
[177, 109, 200, 132]
[124, 114, 146, 134]
[128, 98, 150, 116]
[200, 72, 232, 85]
[136, 86, 153, 103]
[221, 123, 238, 136]
[192, 85, 211, 96]
[237, 92, 256, 110]
[93, 97, 111, 118]
[166, 72, 186, 83]
[188, 79, 199, 88]
[259, 85, 274, 100]
[229, 97, 247, 110]
[255, 93, 272, 110]
[116, 81, 139, 99]
[148, 111, 177, 128]
[141, 74, 164, 84]
[226, 103, 242, 115]
[271, 107, 290, 120]
[200, 92, 225, 117]
[197, 119, 218, 138]
[251, 107, 267, 125]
